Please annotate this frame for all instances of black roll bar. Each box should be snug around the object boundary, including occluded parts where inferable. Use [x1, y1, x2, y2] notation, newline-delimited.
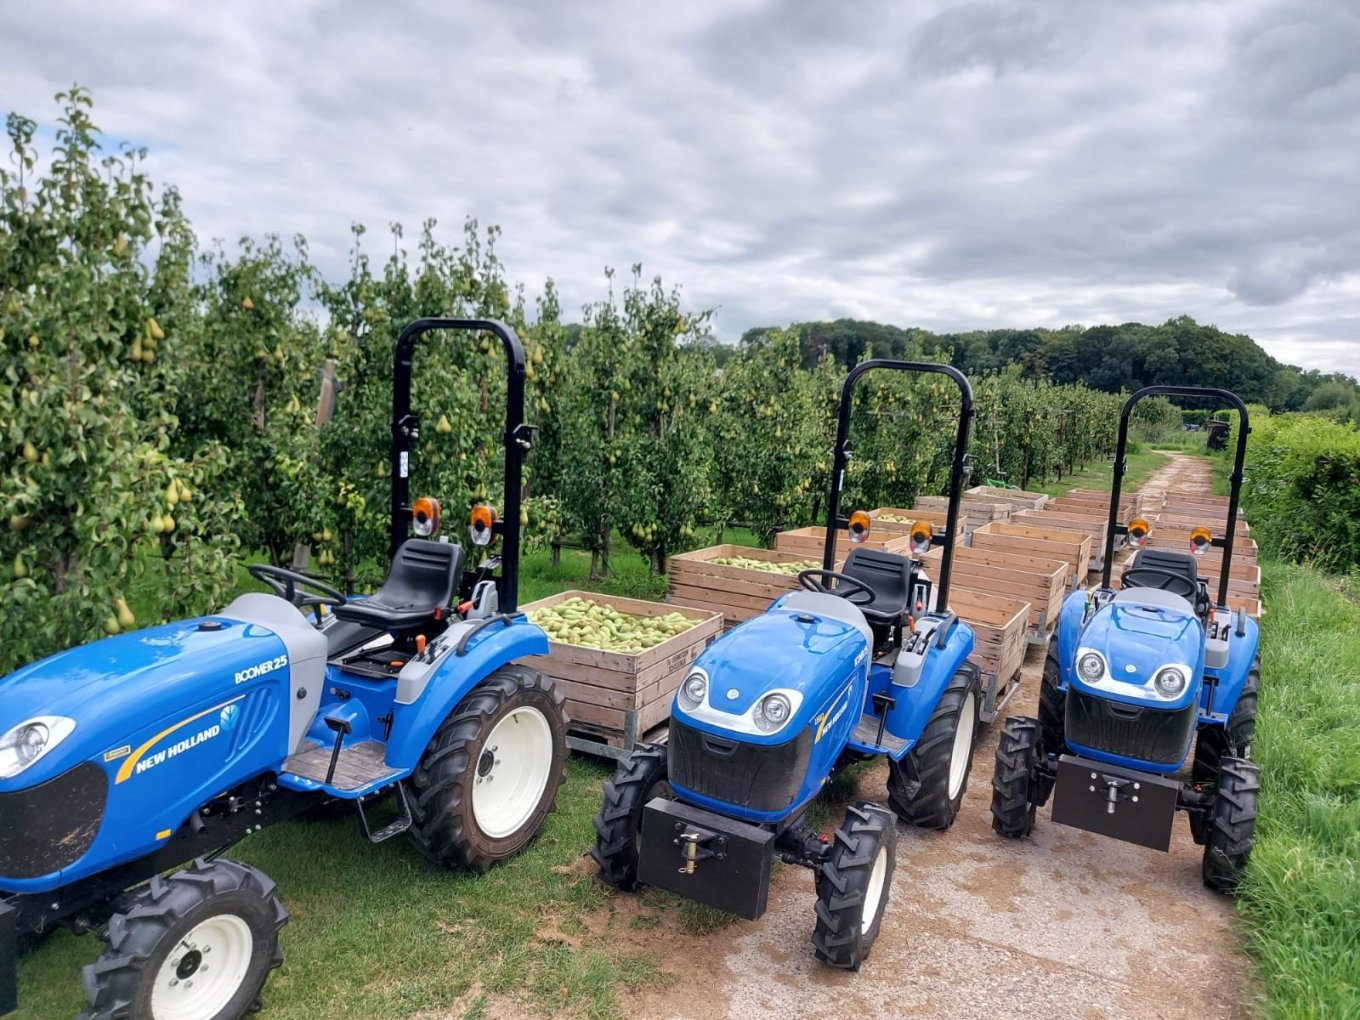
[1102, 385, 1249, 609]
[389, 318, 530, 613]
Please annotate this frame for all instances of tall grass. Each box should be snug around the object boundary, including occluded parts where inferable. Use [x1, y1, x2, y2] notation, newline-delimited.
[1242, 562, 1360, 1016]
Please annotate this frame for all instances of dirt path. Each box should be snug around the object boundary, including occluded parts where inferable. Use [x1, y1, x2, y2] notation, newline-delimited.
[625, 453, 1255, 1020]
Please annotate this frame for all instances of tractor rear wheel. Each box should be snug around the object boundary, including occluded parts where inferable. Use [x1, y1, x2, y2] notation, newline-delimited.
[991, 716, 1041, 838]
[1038, 643, 1066, 756]
[1202, 756, 1260, 893]
[80, 858, 287, 1020]
[812, 802, 898, 971]
[1193, 656, 1259, 784]
[591, 743, 670, 890]
[886, 665, 980, 829]
[407, 665, 568, 873]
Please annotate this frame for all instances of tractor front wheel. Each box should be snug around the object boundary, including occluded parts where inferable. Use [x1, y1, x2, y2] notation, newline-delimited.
[812, 802, 898, 971]
[80, 858, 287, 1020]
[886, 665, 981, 829]
[1038, 644, 1066, 756]
[1202, 756, 1260, 893]
[408, 665, 568, 873]
[991, 716, 1041, 838]
[591, 743, 670, 890]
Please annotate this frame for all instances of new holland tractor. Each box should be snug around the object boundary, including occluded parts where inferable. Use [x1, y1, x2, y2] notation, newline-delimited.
[592, 359, 982, 971]
[0, 319, 569, 1018]
[990, 385, 1260, 891]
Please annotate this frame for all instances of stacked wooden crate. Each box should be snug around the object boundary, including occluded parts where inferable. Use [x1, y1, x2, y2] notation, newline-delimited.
[519, 591, 723, 758]
[667, 545, 824, 628]
[864, 508, 969, 545]
[912, 494, 1014, 532]
[1010, 503, 1121, 572]
[1055, 487, 1145, 520]
[965, 484, 1048, 511]
[923, 545, 1068, 646]
[946, 588, 1030, 722]
[970, 520, 1093, 589]
[774, 526, 912, 560]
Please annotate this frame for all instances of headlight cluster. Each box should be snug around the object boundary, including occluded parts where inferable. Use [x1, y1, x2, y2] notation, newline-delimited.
[0, 716, 76, 779]
[753, 693, 792, 733]
[1154, 667, 1188, 697]
[678, 669, 708, 710]
[1077, 651, 1106, 682]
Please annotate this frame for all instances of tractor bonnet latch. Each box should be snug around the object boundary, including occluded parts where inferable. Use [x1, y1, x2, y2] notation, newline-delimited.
[673, 822, 727, 875]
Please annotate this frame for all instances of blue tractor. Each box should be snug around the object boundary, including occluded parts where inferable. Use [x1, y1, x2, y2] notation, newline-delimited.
[990, 385, 1260, 891]
[0, 319, 569, 1018]
[592, 360, 982, 971]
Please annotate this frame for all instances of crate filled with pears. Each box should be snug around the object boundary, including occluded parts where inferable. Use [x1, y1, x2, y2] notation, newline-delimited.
[667, 545, 833, 627]
[521, 591, 722, 757]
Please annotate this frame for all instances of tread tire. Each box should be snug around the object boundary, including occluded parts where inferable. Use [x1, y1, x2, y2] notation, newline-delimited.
[812, 802, 897, 971]
[590, 743, 669, 891]
[991, 716, 1041, 839]
[886, 665, 981, 830]
[1038, 643, 1066, 756]
[1202, 756, 1259, 893]
[407, 665, 568, 873]
[79, 858, 287, 1020]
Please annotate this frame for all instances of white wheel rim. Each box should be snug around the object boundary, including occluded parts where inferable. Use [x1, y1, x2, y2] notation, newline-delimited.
[150, 914, 253, 1020]
[861, 845, 889, 934]
[471, 706, 554, 839]
[947, 692, 976, 800]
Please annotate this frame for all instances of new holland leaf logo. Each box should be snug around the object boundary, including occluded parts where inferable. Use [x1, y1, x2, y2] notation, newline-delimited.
[114, 696, 245, 784]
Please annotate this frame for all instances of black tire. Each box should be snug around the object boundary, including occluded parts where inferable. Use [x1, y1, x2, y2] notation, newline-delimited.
[80, 858, 287, 1020]
[1038, 644, 1066, 755]
[991, 716, 1040, 838]
[1192, 657, 1259, 784]
[1202, 756, 1259, 893]
[886, 665, 981, 829]
[407, 665, 568, 873]
[590, 743, 670, 891]
[812, 803, 898, 971]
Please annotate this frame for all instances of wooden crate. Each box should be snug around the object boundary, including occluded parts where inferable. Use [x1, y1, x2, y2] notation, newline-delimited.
[1161, 493, 1232, 512]
[971, 521, 1092, 587]
[1145, 531, 1259, 565]
[667, 544, 827, 627]
[865, 508, 968, 544]
[911, 495, 1014, 531]
[1059, 487, 1144, 518]
[774, 526, 912, 561]
[922, 545, 1067, 645]
[520, 591, 723, 757]
[966, 484, 1048, 511]
[1156, 512, 1251, 538]
[1012, 508, 1118, 570]
[946, 588, 1030, 724]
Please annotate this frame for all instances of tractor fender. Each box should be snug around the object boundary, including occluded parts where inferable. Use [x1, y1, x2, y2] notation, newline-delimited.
[1053, 590, 1091, 689]
[883, 619, 975, 758]
[384, 619, 549, 771]
[1205, 613, 1260, 717]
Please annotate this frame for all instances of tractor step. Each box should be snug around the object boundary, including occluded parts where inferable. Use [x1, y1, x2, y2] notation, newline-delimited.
[282, 739, 401, 791]
[357, 783, 413, 843]
[851, 712, 909, 756]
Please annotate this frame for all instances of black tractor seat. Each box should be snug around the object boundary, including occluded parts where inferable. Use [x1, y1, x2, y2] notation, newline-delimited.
[839, 547, 913, 626]
[1121, 548, 1208, 612]
[332, 539, 464, 632]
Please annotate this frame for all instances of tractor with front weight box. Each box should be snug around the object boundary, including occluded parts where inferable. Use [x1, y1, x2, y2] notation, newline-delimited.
[0, 319, 568, 1018]
[592, 359, 982, 971]
[990, 385, 1260, 891]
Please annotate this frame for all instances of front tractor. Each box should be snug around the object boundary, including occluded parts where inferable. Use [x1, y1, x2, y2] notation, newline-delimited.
[990, 385, 1261, 891]
[592, 360, 982, 971]
[0, 319, 568, 1018]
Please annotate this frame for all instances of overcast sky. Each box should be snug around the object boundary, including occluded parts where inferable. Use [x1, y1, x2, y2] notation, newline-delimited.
[4, 1, 1357, 375]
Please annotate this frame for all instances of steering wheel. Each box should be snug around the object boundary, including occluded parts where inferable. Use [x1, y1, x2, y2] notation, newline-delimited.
[797, 569, 875, 607]
[1122, 567, 1197, 601]
[248, 564, 347, 621]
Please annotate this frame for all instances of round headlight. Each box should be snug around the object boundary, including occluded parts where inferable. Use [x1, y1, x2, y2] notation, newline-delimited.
[1077, 652, 1106, 681]
[15, 723, 48, 765]
[680, 671, 707, 707]
[754, 692, 793, 733]
[1154, 667, 1188, 697]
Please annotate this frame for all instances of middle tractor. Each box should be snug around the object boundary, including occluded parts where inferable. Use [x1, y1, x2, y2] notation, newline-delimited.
[593, 359, 982, 971]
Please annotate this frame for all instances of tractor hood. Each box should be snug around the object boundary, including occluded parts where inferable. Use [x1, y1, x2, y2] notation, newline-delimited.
[1072, 597, 1204, 712]
[671, 600, 869, 745]
[0, 614, 289, 789]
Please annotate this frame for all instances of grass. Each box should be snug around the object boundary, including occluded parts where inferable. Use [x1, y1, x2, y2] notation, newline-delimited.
[1242, 561, 1360, 1016]
[1027, 445, 1171, 499]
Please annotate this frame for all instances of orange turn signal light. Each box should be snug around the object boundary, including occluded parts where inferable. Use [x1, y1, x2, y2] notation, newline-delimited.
[910, 521, 933, 556]
[413, 496, 441, 538]
[1189, 525, 1212, 555]
[848, 511, 872, 544]
[470, 504, 498, 547]
[1128, 517, 1150, 548]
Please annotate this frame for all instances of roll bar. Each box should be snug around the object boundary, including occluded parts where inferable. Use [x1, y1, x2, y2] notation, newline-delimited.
[821, 359, 974, 616]
[389, 318, 533, 613]
[1102, 385, 1249, 609]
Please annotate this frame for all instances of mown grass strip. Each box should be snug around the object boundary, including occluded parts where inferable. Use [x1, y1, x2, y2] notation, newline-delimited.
[1245, 562, 1360, 1017]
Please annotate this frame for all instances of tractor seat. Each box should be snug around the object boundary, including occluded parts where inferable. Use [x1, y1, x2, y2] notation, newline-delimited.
[1121, 548, 1199, 601]
[332, 539, 464, 632]
[839, 548, 912, 625]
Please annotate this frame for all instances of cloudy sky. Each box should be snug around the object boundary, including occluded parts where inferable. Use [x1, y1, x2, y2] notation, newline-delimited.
[3, 1, 1357, 375]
